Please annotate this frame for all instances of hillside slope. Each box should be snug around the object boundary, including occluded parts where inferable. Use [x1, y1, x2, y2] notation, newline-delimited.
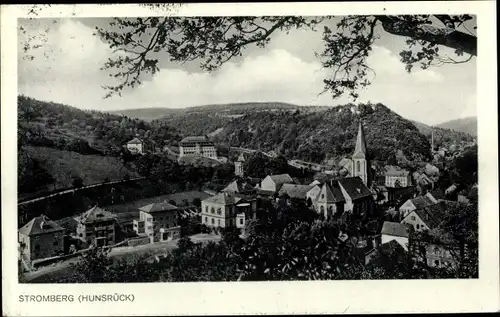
[437, 117, 477, 136]
[410, 120, 476, 149]
[20, 146, 140, 195]
[214, 103, 433, 165]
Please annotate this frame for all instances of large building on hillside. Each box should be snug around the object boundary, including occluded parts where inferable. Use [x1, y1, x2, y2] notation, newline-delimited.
[126, 137, 150, 155]
[18, 215, 65, 261]
[384, 165, 412, 188]
[179, 136, 218, 159]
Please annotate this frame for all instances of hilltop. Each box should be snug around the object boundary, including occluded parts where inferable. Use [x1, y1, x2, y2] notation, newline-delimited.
[437, 117, 477, 137]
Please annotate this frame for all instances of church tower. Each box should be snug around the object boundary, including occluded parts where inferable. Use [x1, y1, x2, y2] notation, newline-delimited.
[234, 153, 245, 177]
[352, 120, 370, 187]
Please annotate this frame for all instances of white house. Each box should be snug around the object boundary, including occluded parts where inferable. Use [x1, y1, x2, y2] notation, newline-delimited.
[179, 136, 217, 159]
[398, 195, 436, 219]
[384, 165, 412, 188]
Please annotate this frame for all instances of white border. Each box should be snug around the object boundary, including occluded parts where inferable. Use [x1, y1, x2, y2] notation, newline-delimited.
[2, 2, 498, 316]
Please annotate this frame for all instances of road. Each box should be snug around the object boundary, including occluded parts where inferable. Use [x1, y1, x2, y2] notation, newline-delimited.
[21, 233, 220, 283]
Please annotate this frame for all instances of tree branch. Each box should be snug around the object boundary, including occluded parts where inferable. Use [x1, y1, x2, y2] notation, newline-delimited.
[377, 16, 477, 56]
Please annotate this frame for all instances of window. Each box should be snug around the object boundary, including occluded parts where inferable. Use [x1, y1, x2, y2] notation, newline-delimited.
[434, 260, 440, 266]
[320, 206, 325, 214]
[205, 206, 208, 213]
[204, 217, 208, 223]
[416, 224, 420, 229]
[211, 218, 215, 224]
[411, 216, 416, 220]
[240, 218, 244, 225]
[218, 219, 221, 226]
[211, 207, 215, 214]
[217, 208, 222, 215]
[356, 161, 361, 172]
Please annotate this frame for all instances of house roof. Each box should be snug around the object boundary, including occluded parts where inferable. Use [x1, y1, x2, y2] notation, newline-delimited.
[352, 121, 367, 159]
[381, 221, 411, 238]
[180, 136, 212, 143]
[76, 206, 117, 223]
[127, 137, 143, 145]
[411, 195, 436, 209]
[267, 174, 294, 185]
[316, 183, 345, 203]
[203, 192, 242, 205]
[310, 180, 322, 186]
[278, 184, 314, 199]
[384, 165, 410, 177]
[139, 201, 179, 214]
[337, 177, 373, 200]
[237, 153, 246, 162]
[19, 215, 64, 236]
[222, 180, 255, 193]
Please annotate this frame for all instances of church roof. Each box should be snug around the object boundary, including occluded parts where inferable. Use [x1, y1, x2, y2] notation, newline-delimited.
[316, 183, 345, 203]
[338, 177, 373, 200]
[267, 174, 294, 185]
[278, 184, 314, 199]
[19, 215, 64, 236]
[237, 153, 246, 162]
[352, 121, 367, 159]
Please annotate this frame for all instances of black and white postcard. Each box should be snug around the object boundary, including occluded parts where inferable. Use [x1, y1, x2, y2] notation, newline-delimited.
[2, 2, 498, 316]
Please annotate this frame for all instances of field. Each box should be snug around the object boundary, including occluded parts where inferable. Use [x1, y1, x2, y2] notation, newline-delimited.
[23, 146, 140, 191]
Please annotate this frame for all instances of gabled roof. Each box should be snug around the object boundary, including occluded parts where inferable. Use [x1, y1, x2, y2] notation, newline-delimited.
[381, 221, 411, 238]
[180, 136, 212, 143]
[278, 184, 314, 199]
[267, 174, 294, 185]
[139, 201, 178, 214]
[76, 206, 117, 223]
[222, 180, 255, 193]
[410, 195, 436, 209]
[337, 177, 373, 200]
[427, 189, 446, 201]
[316, 183, 345, 203]
[19, 215, 64, 236]
[352, 121, 367, 159]
[203, 192, 242, 205]
[237, 153, 246, 162]
[127, 137, 143, 145]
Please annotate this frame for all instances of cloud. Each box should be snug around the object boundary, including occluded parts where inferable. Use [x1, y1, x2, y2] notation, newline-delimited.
[18, 18, 475, 125]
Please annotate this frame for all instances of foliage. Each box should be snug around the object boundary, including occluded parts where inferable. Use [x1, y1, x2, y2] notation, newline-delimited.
[449, 145, 478, 186]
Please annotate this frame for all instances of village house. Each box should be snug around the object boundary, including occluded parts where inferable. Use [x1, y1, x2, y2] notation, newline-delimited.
[425, 243, 458, 268]
[380, 221, 412, 251]
[398, 195, 436, 219]
[413, 171, 435, 190]
[126, 137, 149, 155]
[234, 153, 246, 177]
[201, 192, 257, 229]
[306, 184, 322, 203]
[133, 201, 181, 243]
[260, 173, 295, 192]
[363, 239, 407, 266]
[179, 135, 218, 159]
[401, 200, 451, 233]
[18, 215, 65, 262]
[75, 206, 117, 247]
[384, 165, 412, 188]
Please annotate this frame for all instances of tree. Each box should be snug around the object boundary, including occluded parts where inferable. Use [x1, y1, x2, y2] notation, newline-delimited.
[69, 247, 114, 283]
[88, 15, 476, 100]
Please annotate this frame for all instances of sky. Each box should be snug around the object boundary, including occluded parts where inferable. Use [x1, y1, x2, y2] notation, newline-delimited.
[17, 16, 477, 125]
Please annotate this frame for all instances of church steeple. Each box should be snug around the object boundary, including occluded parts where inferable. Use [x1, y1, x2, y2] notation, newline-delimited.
[351, 120, 370, 187]
[352, 120, 367, 159]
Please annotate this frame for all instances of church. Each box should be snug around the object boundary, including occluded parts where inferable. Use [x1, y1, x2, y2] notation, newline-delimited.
[338, 120, 372, 187]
